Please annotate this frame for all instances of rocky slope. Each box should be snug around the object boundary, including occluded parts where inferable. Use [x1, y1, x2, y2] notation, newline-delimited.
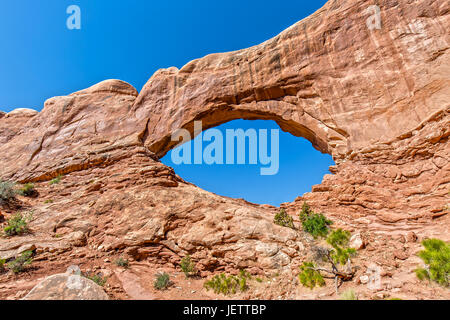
[0, 0, 449, 300]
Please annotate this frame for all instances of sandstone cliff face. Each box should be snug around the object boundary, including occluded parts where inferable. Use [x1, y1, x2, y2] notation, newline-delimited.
[0, 79, 306, 274]
[0, 0, 449, 300]
[0, 80, 142, 183]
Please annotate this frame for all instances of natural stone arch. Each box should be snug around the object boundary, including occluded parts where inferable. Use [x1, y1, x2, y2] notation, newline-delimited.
[132, 0, 449, 163]
[0, 0, 447, 299]
[0, 0, 447, 220]
[144, 101, 333, 159]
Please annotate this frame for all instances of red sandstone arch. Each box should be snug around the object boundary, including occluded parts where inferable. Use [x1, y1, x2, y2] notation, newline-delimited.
[145, 105, 332, 159]
[0, 0, 447, 221]
[0, 1, 448, 290]
[132, 0, 449, 164]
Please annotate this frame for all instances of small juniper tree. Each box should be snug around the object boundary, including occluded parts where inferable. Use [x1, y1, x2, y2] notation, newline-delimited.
[274, 209, 295, 229]
[299, 202, 333, 238]
[298, 229, 357, 294]
[298, 262, 325, 289]
[204, 270, 251, 295]
[326, 229, 357, 266]
[415, 239, 449, 287]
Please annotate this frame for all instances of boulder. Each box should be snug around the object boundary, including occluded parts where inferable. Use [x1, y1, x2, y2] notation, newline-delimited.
[23, 266, 109, 300]
[349, 233, 366, 251]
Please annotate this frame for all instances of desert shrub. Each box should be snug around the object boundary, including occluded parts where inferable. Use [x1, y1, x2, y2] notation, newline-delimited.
[17, 183, 36, 197]
[274, 209, 295, 229]
[415, 238, 449, 287]
[83, 272, 108, 286]
[180, 255, 196, 278]
[0, 259, 6, 273]
[44, 199, 54, 204]
[49, 175, 62, 185]
[115, 258, 129, 268]
[204, 270, 251, 295]
[298, 262, 325, 289]
[7, 250, 33, 273]
[340, 289, 358, 300]
[327, 229, 356, 266]
[299, 202, 333, 238]
[3, 212, 33, 236]
[299, 229, 357, 293]
[154, 272, 171, 290]
[0, 181, 16, 204]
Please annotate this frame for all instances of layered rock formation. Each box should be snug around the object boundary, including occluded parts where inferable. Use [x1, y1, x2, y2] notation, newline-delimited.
[0, 109, 38, 145]
[0, 0, 449, 299]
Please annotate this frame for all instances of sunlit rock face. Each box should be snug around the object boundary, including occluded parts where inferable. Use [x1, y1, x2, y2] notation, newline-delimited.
[0, 0, 448, 282]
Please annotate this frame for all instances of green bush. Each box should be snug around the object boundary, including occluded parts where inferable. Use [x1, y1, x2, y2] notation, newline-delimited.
[415, 239, 449, 287]
[299, 202, 333, 238]
[83, 272, 108, 286]
[154, 272, 171, 290]
[298, 262, 325, 289]
[0, 259, 6, 273]
[204, 270, 251, 295]
[18, 183, 36, 197]
[115, 258, 129, 268]
[3, 212, 33, 236]
[180, 255, 196, 278]
[49, 175, 62, 185]
[299, 229, 357, 291]
[7, 250, 33, 273]
[0, 181, 16, 204]
[274, 209, 295, 229]
[327, 229, 356, 266]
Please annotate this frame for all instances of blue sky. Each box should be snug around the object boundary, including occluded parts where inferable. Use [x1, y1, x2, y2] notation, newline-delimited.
[0, 0, 333, 206]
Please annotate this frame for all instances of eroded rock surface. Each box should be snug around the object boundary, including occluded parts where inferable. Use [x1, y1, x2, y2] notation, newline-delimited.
[23, 266, 109, 300]
[0, 109, 38, 145]
[0, 0, 449, 300]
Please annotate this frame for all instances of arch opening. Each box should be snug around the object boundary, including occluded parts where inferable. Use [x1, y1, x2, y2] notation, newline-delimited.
[161, 119, 335, 207]
[145, 101, 336, 160]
